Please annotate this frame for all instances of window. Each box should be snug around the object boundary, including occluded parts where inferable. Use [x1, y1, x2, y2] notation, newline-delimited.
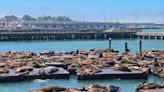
[45, 25, 48, 28]
[53, 25, 56, 28]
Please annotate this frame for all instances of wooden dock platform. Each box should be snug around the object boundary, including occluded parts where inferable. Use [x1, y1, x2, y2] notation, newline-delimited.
[137, 88, 164, 92]
[77, 67, 148, 80]
[0, 67, 69, 82]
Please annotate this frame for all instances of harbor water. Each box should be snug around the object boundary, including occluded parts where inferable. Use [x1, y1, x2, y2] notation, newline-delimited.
[0, 39, 164, 54]
[0, 39, 164, 92]
[0, 29, 164, 92]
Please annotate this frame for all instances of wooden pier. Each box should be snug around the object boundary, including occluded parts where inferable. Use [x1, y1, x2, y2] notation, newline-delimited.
[0, 28, 140, 41]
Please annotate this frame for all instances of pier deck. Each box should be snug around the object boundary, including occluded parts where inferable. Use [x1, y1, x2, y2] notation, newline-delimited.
[136, 32, 164, 39]
[0, 28, 140, 41]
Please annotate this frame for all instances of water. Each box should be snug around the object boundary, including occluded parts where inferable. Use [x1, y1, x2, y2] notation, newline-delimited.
[0, 75, 163, 92]
[0, 39, 164, 54]
[0, 36, 164, 92]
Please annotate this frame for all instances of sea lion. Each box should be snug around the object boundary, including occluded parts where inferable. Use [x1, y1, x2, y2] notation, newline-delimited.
[29, 90, 44, 92]
[116, 64, 131, 72]
[87, 84, 108, 92]
[142, 83, 162, 89]
[76, 65, 102, 75]
[44, 66, 58, 73]
[108, 85, 121, 92]
[136, 83, 164, 92]
[16, 66, 33, 73]
[33, 61, 46, 68]
[0, 68, 9, 73]
[40, 86, 65, 92]
[65, 88, 82, 92]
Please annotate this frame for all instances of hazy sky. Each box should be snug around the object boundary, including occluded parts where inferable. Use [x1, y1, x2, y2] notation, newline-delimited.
[0, 0, 164, 23]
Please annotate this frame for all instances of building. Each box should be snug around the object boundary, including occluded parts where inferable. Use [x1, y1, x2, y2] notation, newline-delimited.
[1, 20, 164, 31]
[21, 21, 127, 31]
[0, 20, 22, 31]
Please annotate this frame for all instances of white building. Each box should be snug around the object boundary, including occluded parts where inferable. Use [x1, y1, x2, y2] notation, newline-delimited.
[0, 20, 22, 31]
[21, 21, 126, 30]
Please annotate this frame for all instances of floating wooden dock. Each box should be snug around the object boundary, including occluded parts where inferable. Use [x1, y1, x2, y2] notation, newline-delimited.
[137, 88, 164, 92]
[0, 68, 69, 82]
[77, 67, 148, 80]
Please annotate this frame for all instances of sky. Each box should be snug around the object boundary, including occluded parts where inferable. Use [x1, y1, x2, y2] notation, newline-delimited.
[0, 0, 164, 23]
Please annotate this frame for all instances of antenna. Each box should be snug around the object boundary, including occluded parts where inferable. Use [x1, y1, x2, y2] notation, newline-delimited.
[115, 17, 119, 22]
[104, 17, 106, 22]
[78, 18, 81, 22]
[134, 17, 138, 23]
[111, 16, 113, 23]
[134, 17, 138, 28]
[82, 17, 85, 22]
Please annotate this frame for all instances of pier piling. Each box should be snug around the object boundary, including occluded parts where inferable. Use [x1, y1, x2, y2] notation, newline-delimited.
[139, 40, 142, 59]
[109, 37, 112, 50]
[125, 42, 128, 54]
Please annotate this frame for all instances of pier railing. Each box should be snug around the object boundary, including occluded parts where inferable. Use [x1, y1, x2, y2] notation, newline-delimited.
[0, 28, 141, 34]
[0, 31, 97, 34]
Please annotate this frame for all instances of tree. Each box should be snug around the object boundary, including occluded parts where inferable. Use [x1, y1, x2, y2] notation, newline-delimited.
[3, 15, 18, 21]
[4, 16, 10, 21]
[2, 15, 73, 21]
[22, 15, 36, 21]
[10, 15, 18, 21]
[37, 17, 43, 21]
[56, 16, 72, 21]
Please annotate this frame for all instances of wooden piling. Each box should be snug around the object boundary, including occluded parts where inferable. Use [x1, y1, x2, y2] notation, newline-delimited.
[109, 37, 112, 50]
[139, 40, 142, 59]
[125, 42, 128, 54]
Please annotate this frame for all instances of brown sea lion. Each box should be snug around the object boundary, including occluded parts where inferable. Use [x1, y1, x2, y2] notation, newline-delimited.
[33, 61, 46, 68]
[76, 65, 102, 75]
[0, 68, 9, 73]
[87, 84, 108, 92]
[16, 66, 33, 73]
[39, 86, 65, 92]
[64, 88, 82, 92]
[116, 64, 131, 72]
[142, 83, 162, 89]
[28, 90, 44, 92]
[136, 83, 164, 92]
